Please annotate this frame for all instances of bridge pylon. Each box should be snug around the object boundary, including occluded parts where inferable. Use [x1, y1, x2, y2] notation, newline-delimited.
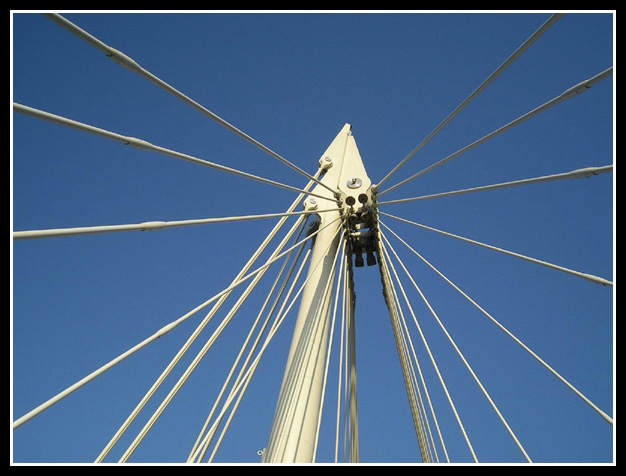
[263, 124, 371, 463]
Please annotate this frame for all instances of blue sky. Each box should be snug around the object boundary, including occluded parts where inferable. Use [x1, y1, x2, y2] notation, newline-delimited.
[12, 11, 614, 464]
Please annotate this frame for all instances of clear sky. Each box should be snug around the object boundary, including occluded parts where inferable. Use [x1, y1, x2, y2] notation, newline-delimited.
[11, 11, 614, 464]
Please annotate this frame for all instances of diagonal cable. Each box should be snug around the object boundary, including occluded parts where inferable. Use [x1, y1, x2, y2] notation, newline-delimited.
[13, 208, 341, 241]
[380, 220, 613, 426]
[379, 211, 613, 286]
[189, 222, 310, 462]
[116, 218, 343, 462]
[377, 165, 613, 206]
[379, 238, 477, 461]
[42, 13, 338, 196]
[381, 226, 532, 462]
[203, 240, 314, 463]
[14, 103, 336, 203]
[375, 13, 566, 191]
[13, 180, 324, 432]
[379, 66, 613, 196]
[95, 173, 319, 461]
[191, 224, 344, 462]
[379, 245, 441, 462]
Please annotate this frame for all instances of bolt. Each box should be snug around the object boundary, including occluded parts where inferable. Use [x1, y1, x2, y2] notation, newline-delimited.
[320, 155, 333, 170]
[305, 197, 318, 211]
[346, 177, 362, 189]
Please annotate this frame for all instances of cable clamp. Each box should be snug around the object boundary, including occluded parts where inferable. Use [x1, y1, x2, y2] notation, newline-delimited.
[106, 47, 143, 73]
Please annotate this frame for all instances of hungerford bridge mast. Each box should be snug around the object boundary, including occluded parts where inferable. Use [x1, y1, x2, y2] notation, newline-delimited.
[12, 12, 613, 463]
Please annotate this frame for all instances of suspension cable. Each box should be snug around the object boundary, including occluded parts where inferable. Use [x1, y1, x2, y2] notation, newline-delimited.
[378, 67, 613, 196]
[381, 221, 614, 426]
[13, 200, 327, 433]
[312, 239, 346, 463]
[189, 222, 310, 462]
[380, 247, 429, 456]
[385, 258, 442, 463]
[42, 13, 338, 196]
[379, 212, 613, 286]
[381, 228, 532, 462]
[381, 236, 480, 462]
[117, 219, 342, 462]
[377, 165, 613, 206]
[13, 208, 341, 241]
[379, 245, 441, 462]
[191, 224, 344, 462]
[204, 239, 315, 463]
[13, 103, 336, 203]
[94, 176, 323, 459]
[375, 13, 566, 191]
[190, 246, 312, 463]
[96, 216, 307, 461]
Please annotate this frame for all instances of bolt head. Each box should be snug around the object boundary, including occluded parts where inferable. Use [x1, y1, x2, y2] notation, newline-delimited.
[346, 178, 362, 189]
[304, 198, 318, 211]
[319, 156, 333, 170]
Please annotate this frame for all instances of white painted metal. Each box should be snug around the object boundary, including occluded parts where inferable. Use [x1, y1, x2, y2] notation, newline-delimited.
[263, 124, 370, 463]
[11, 13, 614, 464]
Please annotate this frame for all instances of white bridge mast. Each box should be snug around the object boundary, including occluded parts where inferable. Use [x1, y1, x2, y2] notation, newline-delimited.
[263, 124, 372, 463]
